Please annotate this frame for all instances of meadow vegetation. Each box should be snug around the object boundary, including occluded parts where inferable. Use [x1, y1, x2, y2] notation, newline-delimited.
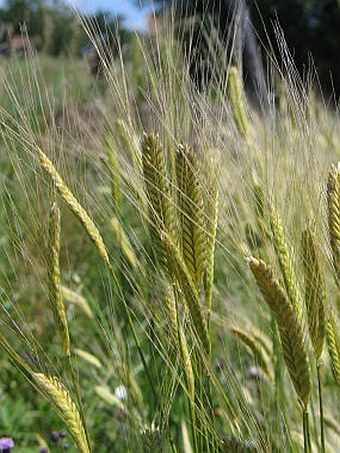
[0, 12, 339, 453]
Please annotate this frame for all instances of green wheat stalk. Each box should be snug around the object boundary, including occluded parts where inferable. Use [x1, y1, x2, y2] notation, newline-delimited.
[48, 203, 70, 356]
[161, 230, 210, 354]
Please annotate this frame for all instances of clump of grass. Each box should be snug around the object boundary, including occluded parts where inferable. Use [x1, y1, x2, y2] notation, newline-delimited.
[0, 337, 91, 452]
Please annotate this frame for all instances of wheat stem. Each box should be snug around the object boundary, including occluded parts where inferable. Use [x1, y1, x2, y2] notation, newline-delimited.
[107, 263, 157, 400]
[48, 203, 70, 356]
[161, 230, 210, 354]
[303, 410, 312, 453]
[317, 363, 325, 453]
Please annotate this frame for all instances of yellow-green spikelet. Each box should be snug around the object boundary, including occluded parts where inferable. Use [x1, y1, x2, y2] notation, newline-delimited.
[247, 257, 311, 408]
[141, 132, 177, 267]
[176, 144, 206, 289]
[33, 373, 90, 453]
[36, 148, 109, 264]
[326, 311, 340, 384]
[269, 202, 302, 319]
[327, 163, 340, 283]
[301, 222, 326, 360]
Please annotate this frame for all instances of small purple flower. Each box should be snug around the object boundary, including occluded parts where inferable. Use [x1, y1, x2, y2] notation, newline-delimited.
[63, 444, 69, 450]
[0, 437, 14, 452]
[59, 432, 67, 438]
[40, 448, 49, 453]
[50, 431, 59, 442]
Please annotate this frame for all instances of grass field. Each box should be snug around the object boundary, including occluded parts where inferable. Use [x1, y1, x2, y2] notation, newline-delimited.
[0, 24, 339, 453]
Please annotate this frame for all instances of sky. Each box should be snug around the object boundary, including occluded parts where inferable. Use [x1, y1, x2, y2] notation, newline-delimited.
[68, 0, 149, 29]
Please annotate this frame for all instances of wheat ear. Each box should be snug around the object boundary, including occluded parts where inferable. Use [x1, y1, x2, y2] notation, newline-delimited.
[251, 173, 270, 241]
[326, 310, 340, 384]
[203, 159, 219, 313]
[74, 349, 102, 369]
[301, 220, 327, 453]
[32, 372, 91, 453]
[48, 203, 70, 356]
[61, 286, 94, 319]
[327, 163, 340, 283]
[95, 385, 126, 411]
[0, 338, 89, 452]
[230, 326, 273, 381]
[269, 202, 302, 319]
[105, 134, 122, 211]
[247, 257, 311, 408]
[228, 66, 249, 139]
[176, 145, 206, 289]
[36, 148, 109, 264]
[141, 424, 164, 452]
[110, 216, 137, 268]
[301, 221, 326, 360]
[141, 132, 177, 267]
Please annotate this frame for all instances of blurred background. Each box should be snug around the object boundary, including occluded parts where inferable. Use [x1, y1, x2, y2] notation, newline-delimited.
[0, 0, 339, 98]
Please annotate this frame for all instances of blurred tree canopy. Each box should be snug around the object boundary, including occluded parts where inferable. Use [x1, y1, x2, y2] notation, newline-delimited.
[1, 0, 339, 97]
[248, 0, 340, 99]
[0, 0, 130, 57]
[151, 0, 340, 99]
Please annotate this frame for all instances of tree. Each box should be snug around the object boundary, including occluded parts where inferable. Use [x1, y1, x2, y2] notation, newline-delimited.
[248, 0, 340, 99]
[148, 0, 269, 110]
